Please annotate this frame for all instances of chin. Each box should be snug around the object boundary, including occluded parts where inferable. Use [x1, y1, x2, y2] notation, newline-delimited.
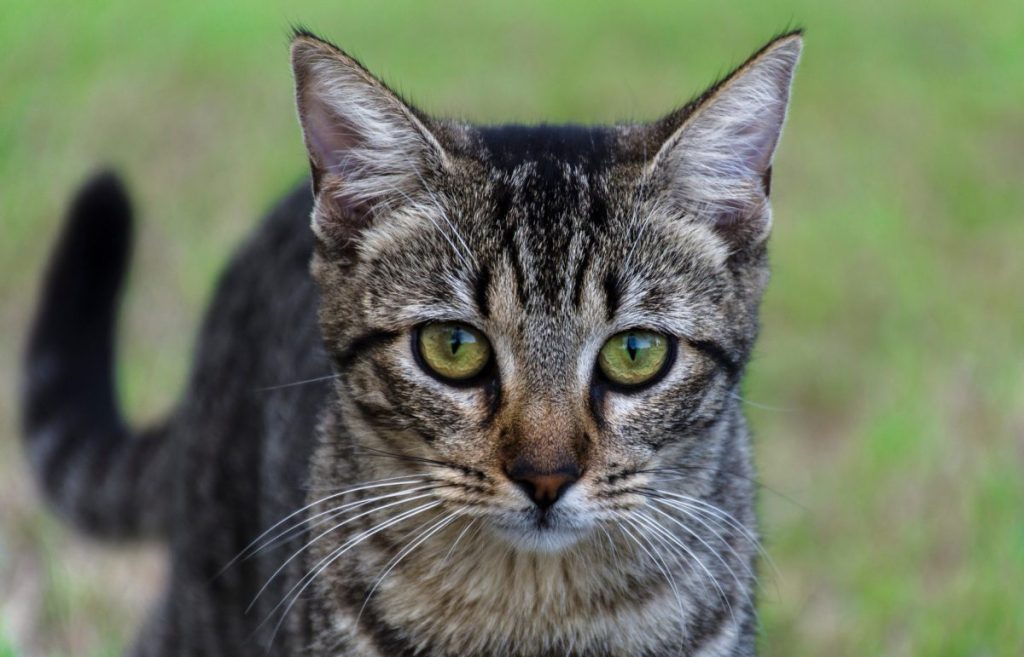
[490, 514, 592, 553]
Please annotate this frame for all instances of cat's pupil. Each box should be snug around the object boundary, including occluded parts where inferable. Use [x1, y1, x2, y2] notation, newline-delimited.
[450, 329, 464, 356]
[626, 333, 638, 361]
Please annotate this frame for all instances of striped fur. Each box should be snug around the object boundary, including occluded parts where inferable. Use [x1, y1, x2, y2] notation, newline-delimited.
[22, 28, 801, 657]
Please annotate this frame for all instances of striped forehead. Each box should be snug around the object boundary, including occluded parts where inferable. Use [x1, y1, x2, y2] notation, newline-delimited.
[478, 125, 618, 313]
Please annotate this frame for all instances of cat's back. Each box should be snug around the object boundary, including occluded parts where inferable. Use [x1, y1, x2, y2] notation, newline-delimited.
[185, 179, 325, 405]
[177, 178, 329, 507]
[148, 180, 335, 654]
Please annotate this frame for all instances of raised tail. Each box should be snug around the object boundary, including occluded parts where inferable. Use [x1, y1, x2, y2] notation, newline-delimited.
[22, 172, 172, 540]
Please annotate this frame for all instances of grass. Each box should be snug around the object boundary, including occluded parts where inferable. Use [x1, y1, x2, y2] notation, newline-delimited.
[1, 0, 1022, 655]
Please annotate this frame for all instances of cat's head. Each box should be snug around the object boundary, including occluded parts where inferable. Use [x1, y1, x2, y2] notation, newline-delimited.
[291, 30, 801, 552]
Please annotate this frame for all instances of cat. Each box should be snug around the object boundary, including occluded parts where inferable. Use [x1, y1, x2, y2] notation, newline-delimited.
[22, 27, 802, 657]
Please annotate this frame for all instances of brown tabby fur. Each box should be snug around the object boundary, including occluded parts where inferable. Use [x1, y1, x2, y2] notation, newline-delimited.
[23, 28, 802, 657]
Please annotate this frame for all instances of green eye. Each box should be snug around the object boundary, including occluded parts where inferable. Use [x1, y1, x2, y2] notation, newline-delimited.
[417, 322, 492, 382]
[597, 330, 671, 387]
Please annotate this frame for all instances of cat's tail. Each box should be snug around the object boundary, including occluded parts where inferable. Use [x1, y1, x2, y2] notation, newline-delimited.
[21, 172, 172, 540]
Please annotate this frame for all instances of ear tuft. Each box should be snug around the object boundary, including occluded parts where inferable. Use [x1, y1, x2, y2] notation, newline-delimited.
[649, 33, 803, 248]
[290, 32, 448, 251]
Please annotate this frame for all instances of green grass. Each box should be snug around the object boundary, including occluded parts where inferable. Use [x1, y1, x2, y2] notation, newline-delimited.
[2, 1, 1022, 655]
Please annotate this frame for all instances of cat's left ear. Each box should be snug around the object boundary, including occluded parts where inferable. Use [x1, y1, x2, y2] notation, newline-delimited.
[648, 32, 802, 249]
[290, 31, 450, 252]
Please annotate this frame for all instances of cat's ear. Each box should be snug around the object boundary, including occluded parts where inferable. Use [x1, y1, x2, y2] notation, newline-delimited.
[648, 32, 802, 249]
[290, 31, 449, 251]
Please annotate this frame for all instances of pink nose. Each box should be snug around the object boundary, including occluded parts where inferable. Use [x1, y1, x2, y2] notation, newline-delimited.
[506, 465, 580, 510]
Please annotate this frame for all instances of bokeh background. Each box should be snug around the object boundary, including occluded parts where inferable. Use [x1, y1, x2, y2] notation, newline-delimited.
[2, 1, 1022, 655]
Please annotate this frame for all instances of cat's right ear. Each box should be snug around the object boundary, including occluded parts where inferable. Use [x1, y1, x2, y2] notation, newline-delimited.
[645, 32, 802, 252]
[290, 31, 449, 252]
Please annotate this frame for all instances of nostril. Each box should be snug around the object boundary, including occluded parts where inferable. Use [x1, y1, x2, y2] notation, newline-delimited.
[507, 467, 580, 510]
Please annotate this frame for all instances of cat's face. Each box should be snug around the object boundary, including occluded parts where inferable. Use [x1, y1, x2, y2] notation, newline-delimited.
[294, 32, 800, 551]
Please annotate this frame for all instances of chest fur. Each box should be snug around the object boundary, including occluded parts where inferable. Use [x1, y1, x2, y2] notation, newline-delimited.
[308, 519, 735, 657]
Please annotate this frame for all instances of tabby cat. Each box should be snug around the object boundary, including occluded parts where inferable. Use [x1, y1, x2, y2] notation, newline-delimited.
[23, 28, 802, 657]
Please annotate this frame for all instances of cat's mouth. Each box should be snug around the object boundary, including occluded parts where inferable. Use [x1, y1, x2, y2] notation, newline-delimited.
[534, 510, 556, 529]
[488, 508, 592, 552]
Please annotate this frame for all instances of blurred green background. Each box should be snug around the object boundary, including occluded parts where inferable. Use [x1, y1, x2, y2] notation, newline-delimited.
[1, 0, 1022, 655]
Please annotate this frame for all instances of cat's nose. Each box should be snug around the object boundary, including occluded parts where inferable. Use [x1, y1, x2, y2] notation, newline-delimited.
[506, 464, 580, 510]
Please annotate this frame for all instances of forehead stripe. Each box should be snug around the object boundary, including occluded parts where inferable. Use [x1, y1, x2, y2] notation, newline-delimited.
[501, 213, 529, 307]
[473, 264, 491, 318]
[602, 271, 622, 321]
[570, 248, 593, 310]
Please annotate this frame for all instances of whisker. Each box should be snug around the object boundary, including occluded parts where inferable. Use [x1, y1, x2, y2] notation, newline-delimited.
[728, 391, 792, 412]
[620, 515, 704, 657]
[616, 516, 689, 639]
[255, 373, 339, 392]
[649, 501, 756, 581]
[624, 513, 703, 601]
[262, 500, 443, 649]
[643, 489, 780, 582]
[439, 516, 478, 569]
[622, 514, 710, 657]
[248, 492, 440, 613]
[646, 505, 753, 611]
[632, 511, 736, 627]
[355, 510, 462, 626]
[349, 443, 468, 473]
[442, 518, 486, 591]
[597, 524, 623, 564]
[216, 475, 430, 578]
[248, 483, 444, 560]
[655, 497, 781, 602]
[650, 495, 764, 562]
[640, 465, 807, 511]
